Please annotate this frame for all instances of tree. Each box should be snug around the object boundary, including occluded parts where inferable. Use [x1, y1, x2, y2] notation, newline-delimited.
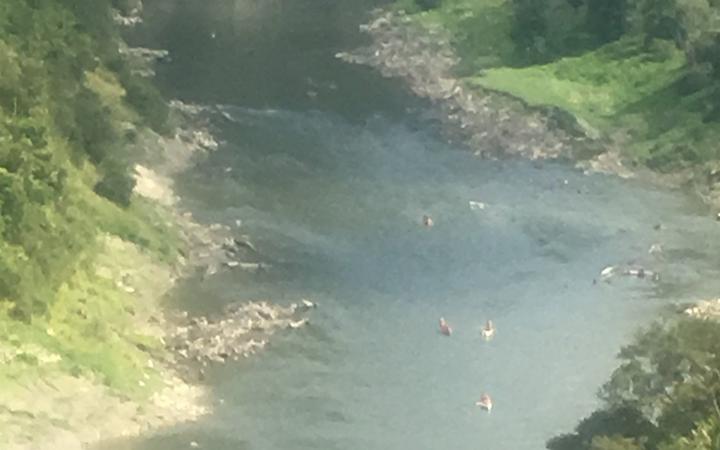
[547, 407, 657, 450]
[590, 436, 644, 450]
[511, 0, 549, 63]
[549, 320, 720, 449]
[586, 0, 628, 43]
[658, 417, 720, 449]
[414, 0, 441, 10]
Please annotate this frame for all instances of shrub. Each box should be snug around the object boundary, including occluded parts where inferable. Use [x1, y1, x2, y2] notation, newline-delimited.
[94, 158, 136, 207]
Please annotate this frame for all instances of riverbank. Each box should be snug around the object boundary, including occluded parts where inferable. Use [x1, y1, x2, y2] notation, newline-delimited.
[337, 11, 584, 162]
[338, 8, 720, 207]
[0, 96, 317, 448]
[340, 8, 720, 318]
[0, 103, 214, 449]
[0, 2, 314, 443]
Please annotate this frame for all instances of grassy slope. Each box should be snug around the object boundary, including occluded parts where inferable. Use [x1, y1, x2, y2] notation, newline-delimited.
[401, 0, 720, 171]
[0, 67, 183, 406]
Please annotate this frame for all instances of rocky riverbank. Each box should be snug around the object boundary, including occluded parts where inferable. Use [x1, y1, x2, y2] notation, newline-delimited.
[336, 9, 719, 185]
[337, 10, 593, 162]
[338, 8, 720, 322]
[167, 300, 315, 373]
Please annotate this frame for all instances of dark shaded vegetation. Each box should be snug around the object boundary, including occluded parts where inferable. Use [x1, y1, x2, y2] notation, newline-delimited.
[547, 320, 720, 450]
[0, 0, 172, 319]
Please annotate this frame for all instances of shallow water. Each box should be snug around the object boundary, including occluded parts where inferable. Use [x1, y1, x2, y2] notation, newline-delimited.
[104, 1, 720, 449]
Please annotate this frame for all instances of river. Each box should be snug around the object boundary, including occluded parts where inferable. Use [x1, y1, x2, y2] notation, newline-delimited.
[103, 1, 720, 449]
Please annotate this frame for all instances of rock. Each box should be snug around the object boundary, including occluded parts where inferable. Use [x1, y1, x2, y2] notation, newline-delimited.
[469, 200, 486, 210]
[287, 319, 308, 329]
[600, 266, 615, 281]
[301, 299, 317, 309]
[168, 300, 315, 365]
[234, 236, 257, 253]
[342, 10, 591, 164]
[684, 299, 720, 319]
[113, 11, 143, 27]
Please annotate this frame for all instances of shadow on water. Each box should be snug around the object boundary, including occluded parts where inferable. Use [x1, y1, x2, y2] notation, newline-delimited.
[126, 0, 418, 121]
[98, 1, 720, 450]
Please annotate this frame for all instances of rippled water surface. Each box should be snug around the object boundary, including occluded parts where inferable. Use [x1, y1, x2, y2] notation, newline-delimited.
[103, 1, 720, 449]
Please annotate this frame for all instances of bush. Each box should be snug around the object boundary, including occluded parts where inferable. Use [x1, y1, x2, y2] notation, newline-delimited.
[71, 87, 118, 164]
[94, 159, 136, 207]
[414, 0, 441, 10]
[549, 320, 720, 450]
[586, 0, 628, 44]
[510, 0, 549, 63]
[0, 0, 175, 322]
[123, 76, 171, 134]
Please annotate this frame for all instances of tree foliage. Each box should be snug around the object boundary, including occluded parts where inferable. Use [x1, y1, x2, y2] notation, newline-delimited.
[499, 0, 720, 66]
[548, 320, 720, 450]
[0, 0, 170, 318]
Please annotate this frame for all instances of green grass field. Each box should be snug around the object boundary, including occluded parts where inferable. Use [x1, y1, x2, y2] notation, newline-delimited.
[399, 0, 720, 171]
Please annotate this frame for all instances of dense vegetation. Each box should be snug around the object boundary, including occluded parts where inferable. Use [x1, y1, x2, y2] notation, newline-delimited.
[399, 1, 720, 448]
[547, 320, 720, 450]
[0, 0, 182, 400]
[400, 0, 720, 172]
[0, 0, 171, 319]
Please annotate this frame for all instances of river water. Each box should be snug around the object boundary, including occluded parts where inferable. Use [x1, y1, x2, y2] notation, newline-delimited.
[105, 1, 720, 449]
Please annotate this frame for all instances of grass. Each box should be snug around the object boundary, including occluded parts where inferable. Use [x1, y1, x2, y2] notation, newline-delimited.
[0, 230, 175, 401]
[0, 1, 187, 437]
[398, 0, 720, 171]
[0, 118, 183, 402]
[88, 192, 184, 265]
[85, 67, 141, 128]
[469, 38, 720, 169]
[470, 39, 685, 126]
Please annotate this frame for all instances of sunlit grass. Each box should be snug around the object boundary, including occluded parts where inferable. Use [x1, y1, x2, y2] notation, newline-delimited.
[397, 1, 720, 171]
[85, 67, 141, 127]
[0, 232, 174, 401]
[0, 173, 182, 400]
[467, 38, 720, 169]
[470, 39, 685, 126]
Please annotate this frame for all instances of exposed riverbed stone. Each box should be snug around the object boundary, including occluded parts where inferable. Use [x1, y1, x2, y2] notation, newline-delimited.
[133, 101, 270, 280]
[338, 10, 591, 161]
[168, 300, 316, 366]
[683, 299, 720, 320]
